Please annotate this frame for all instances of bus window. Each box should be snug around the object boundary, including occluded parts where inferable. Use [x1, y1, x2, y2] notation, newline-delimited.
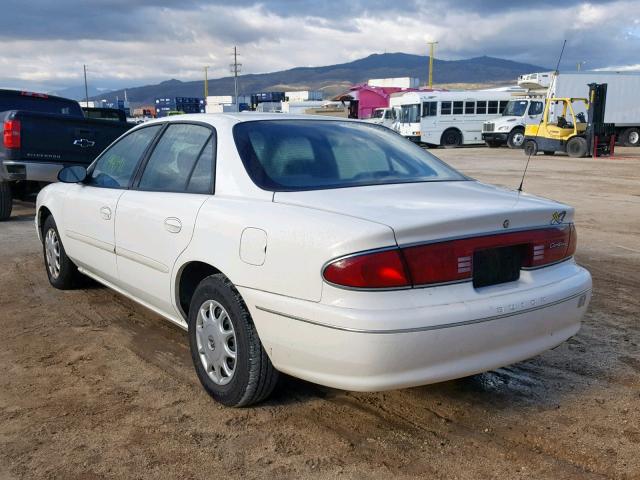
[422, 101, 437, 117]
[488, 101, 499, 114]
[529, 101, 544, 115]
[464, 101, 475, 114]
[441, 101, 452, 115]
[476, 101, 487, 114]
[401, 104, 420, 123]
[453, 101, 463, 115]
[499, 101, 509, 113]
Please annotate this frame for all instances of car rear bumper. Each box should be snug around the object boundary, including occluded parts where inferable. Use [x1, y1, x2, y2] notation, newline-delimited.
[240, 264, 592, 391]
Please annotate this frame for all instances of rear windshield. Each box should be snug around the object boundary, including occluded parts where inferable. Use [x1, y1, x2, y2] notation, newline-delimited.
[233, 120, 466, 191]
[0, 94, 82, 116]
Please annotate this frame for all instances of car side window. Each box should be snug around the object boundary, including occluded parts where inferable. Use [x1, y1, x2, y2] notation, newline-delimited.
[87, 125, 161, 188]
[186, 137, 215, 194]
[138, 124, 212, 192]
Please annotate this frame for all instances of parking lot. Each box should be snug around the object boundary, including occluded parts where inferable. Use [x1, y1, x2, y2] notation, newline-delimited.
[1, 146, 639, 480]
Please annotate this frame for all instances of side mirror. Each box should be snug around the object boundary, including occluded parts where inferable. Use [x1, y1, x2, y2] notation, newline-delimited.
[57, 165, 87, 183]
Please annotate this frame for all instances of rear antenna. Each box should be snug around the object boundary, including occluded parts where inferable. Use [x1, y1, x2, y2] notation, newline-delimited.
[518, 39, 566, 192]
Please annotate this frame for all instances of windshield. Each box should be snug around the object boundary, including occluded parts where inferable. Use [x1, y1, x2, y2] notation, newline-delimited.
[371, 109, 384, 119]
[502, 100, 528, 117]
[401, 104, 420, 123]
[233, 120, 467, 191]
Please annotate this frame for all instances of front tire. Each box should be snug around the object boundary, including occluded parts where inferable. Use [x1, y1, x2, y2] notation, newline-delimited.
[523, 139, 538, 156]
[441, 129, 462, 148]
[42, 216, 82, 289]
[507, 128, 525, 149]
[0, 181, 12, 221]
[566, 136, 588, 158]
[188, 274, 279, 407]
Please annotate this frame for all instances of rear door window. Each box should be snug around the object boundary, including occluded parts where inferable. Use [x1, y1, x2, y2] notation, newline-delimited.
[138, 123, 212, 192]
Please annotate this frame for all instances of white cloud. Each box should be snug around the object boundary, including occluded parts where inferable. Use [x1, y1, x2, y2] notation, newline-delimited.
[0, 0, 638, 91]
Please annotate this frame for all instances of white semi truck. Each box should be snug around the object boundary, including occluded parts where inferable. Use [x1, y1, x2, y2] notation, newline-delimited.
[482, 71, 640, 148]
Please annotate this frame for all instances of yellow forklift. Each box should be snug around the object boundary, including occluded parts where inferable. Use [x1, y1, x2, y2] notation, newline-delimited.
[523, 83, 616, 158]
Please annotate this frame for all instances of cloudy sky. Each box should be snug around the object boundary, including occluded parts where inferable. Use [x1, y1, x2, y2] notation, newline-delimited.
[0, 0, 638, 93]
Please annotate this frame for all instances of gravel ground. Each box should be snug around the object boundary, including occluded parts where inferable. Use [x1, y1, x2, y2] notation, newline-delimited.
[0, 146, 639, 480]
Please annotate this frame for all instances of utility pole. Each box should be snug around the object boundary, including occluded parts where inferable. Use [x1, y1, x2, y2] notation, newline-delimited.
[203, 66, 209, 99]
[230, 46, 242, 112]
[427, 42, 438, 89]
[83, 64, 89, 108]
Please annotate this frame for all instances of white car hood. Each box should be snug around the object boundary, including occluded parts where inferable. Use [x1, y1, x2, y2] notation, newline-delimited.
[273, 181, 573, 245]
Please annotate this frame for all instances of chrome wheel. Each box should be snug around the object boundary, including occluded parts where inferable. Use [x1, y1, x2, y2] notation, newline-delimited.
[512, 132, 524, 147]
[44, 228, 61, 279]
[195, 300, 237, 385]
[629, 130, 639, 145]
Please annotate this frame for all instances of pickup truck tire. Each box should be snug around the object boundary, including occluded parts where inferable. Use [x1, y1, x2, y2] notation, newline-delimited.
[0, 181, 12, 221]
[622, 127, 640, 147]
[188, 274, 279, 407]
[42, 216, 82, 289]
[566, 137, 589, 158]
[507, 128, 525, 149]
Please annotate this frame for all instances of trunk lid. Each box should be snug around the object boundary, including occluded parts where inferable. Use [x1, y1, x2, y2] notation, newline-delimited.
[273, 181, 573, 245]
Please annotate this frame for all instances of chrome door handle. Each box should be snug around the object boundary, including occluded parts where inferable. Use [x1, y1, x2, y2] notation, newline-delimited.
[164, 217, 182, 233]
[99, 206, 111, 220]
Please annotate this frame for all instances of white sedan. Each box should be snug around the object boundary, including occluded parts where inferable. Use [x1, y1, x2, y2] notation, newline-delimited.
[36, 113, 592, 407]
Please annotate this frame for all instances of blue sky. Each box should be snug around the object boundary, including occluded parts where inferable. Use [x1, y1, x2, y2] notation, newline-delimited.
[0, 0, 638, 92]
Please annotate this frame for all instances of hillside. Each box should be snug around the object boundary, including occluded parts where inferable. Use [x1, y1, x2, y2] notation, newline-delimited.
[90, 53, 546, 105]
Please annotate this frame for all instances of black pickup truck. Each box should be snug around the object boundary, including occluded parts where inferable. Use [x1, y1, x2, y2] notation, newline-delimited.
[0, 90, 134, 220]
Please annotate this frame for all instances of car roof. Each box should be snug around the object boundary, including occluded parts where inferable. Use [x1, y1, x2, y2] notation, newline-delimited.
[142, 112, 352, 129]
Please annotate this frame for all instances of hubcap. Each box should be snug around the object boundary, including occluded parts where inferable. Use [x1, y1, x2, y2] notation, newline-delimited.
[44, 228, 61, 279]
[512, 132, 524, 146]
[629, 131, 639, 145]
[195, 300, 237, 385]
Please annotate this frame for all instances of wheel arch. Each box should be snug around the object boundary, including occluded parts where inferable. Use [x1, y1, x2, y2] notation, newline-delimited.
[440, 127, 463, 146]
[37, 206, 53, 242]
[175, 260, 226, 321]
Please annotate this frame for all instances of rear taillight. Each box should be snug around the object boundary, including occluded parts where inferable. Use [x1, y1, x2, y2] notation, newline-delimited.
[3, 120, 21, 149]
[323, 225, 577, 289]
[323, 249, 411, 289]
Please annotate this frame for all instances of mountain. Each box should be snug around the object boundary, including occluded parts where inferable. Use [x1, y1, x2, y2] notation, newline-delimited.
[49, 84, 106, 101]
[91, 53, 547, 106]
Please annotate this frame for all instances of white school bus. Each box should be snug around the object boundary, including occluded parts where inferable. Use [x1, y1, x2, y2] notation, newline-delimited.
[390, 90, 513, 147]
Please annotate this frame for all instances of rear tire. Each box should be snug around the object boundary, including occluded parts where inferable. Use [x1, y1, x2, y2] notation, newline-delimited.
[0, 181, 12, 221]
[523, 139, 538, 156]
[622, 127, 640, 147]
[188, 274, 279, 407]
[507, 128, 525, 149]
[42, 216, 82, 289]
[566, 136, 588, 158]
[441, 129, 462, 148]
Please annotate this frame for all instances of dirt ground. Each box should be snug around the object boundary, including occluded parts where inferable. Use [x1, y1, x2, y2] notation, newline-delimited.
[1, 147, 639, 480]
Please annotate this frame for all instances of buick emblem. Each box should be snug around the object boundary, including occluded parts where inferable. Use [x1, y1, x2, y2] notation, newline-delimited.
[503, 219, 510, 229]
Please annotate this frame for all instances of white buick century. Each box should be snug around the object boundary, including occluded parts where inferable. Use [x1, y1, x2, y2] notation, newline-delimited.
[36, 114, 592, 406]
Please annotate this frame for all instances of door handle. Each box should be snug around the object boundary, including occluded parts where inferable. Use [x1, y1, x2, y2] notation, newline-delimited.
[164, 217, 182, 233]
[99, 206, 111, 220]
